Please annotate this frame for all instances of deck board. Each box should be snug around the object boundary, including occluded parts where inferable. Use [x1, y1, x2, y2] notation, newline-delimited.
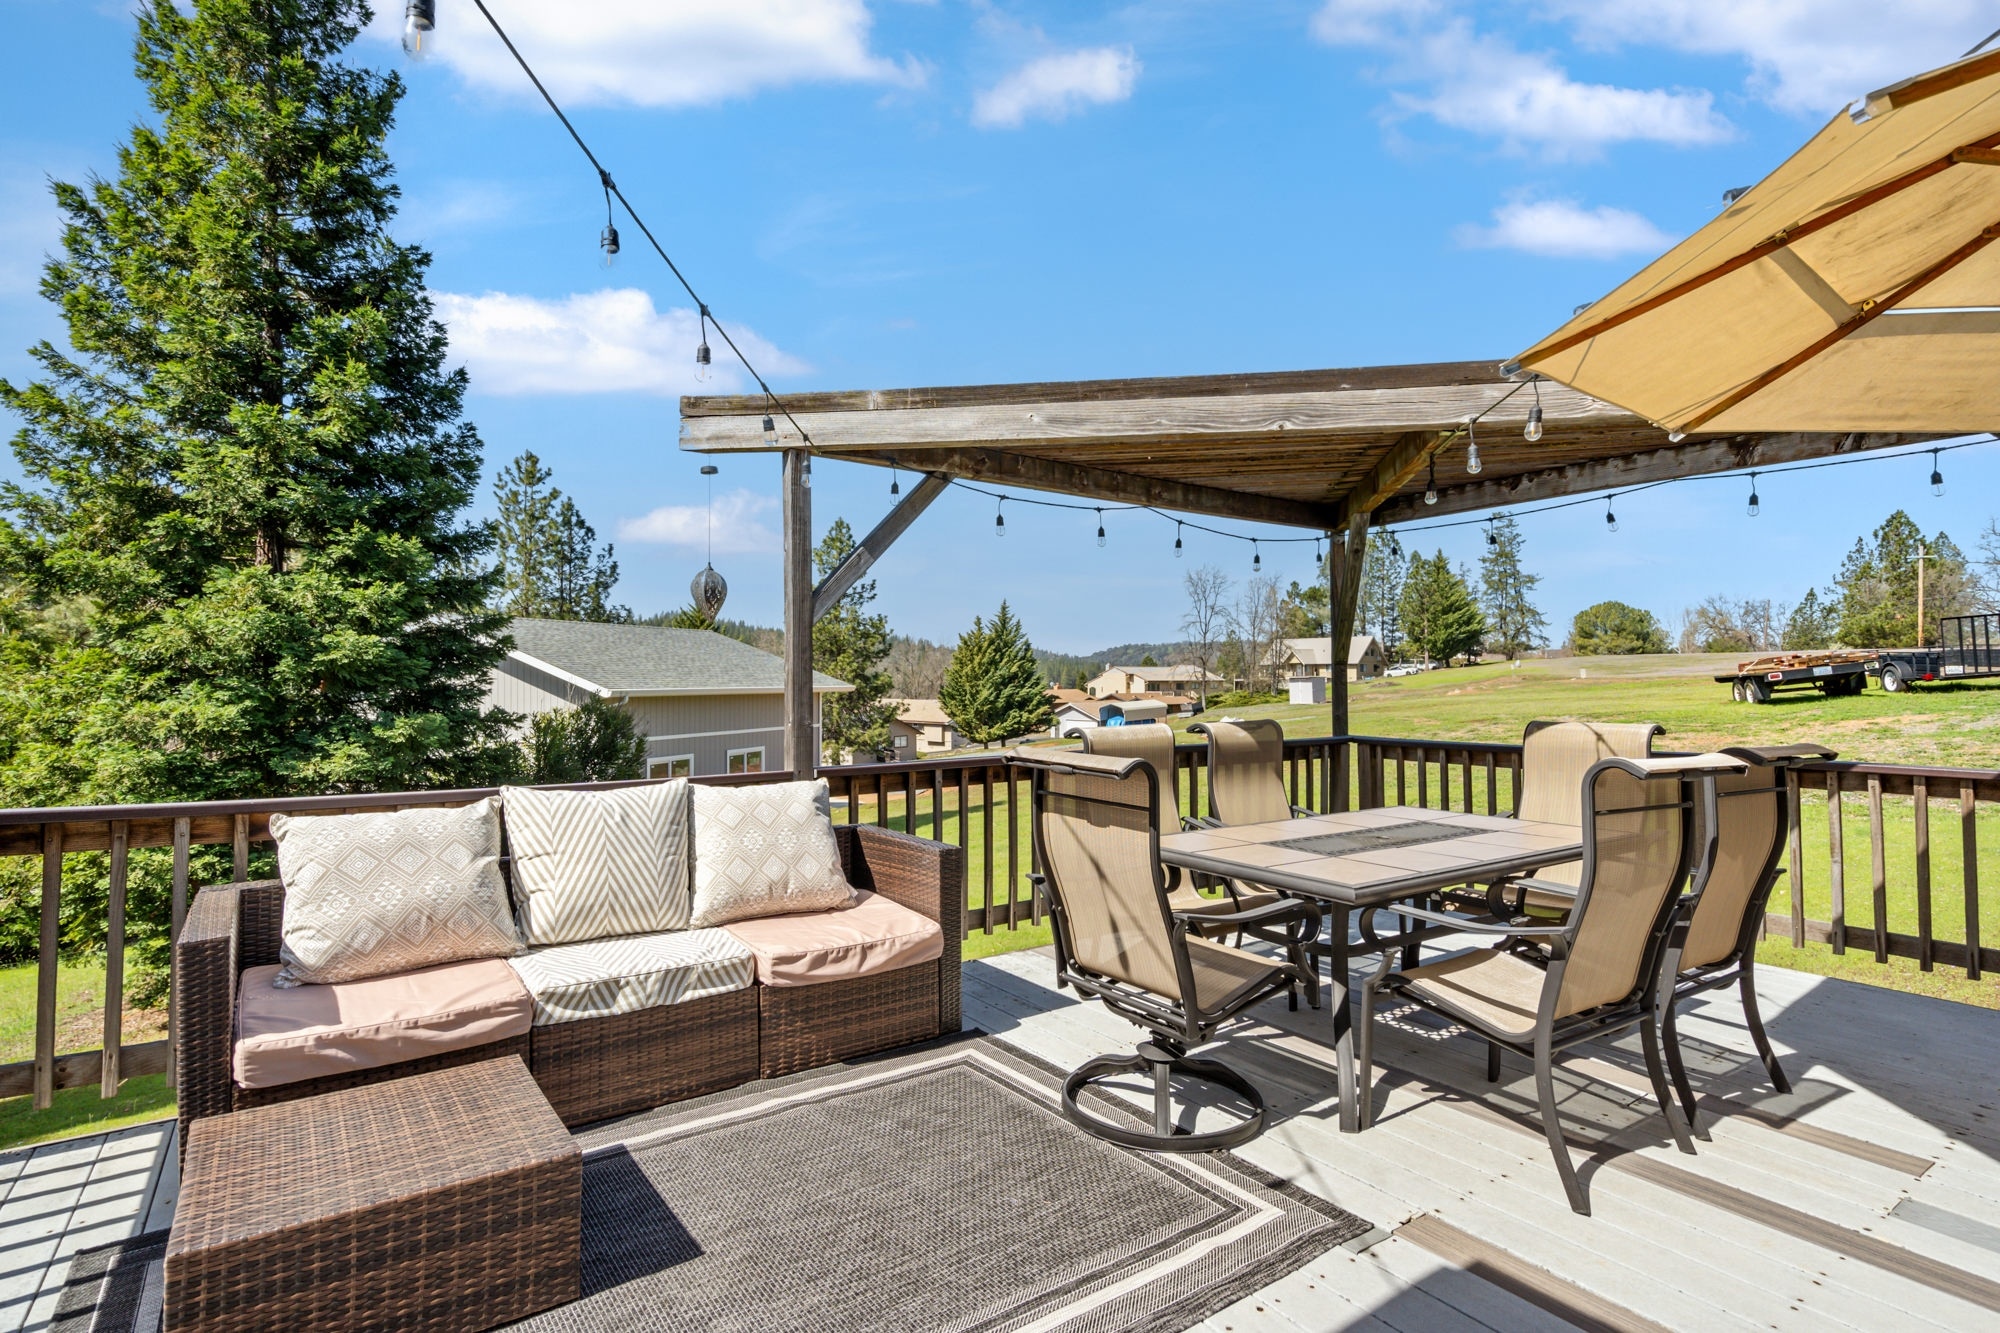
[1, 946, 1994, 1333]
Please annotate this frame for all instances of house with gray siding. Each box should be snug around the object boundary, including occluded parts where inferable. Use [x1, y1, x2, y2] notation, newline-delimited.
[486, 619, 850, 777]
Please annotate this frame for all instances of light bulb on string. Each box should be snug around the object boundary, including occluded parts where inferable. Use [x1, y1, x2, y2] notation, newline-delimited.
[1095, 509, 1106, 549]
[693, 306, 712, 382]
[1485, 520, 1499, 548]
[1931, 450, 1946, 497]
[1746, 473, 1760, 518]
[401, 0, 435, 58]
[1423, 457, 1438, 506]
[1524, 378, 1544, 443]
[888, 455, 900, 497]
[597, 170, 620, 266]
[1465, 418, 1482, 475]
[762, 415, 777, 447]
[1605, 497, 1619, 533]
[995, 498, 1006, 538]
[1173, 522, 1184, 558]
[1251, 540, 1261, 571]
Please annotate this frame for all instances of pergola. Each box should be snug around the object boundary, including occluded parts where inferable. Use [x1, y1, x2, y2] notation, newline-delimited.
[679, 358, 1940, 786]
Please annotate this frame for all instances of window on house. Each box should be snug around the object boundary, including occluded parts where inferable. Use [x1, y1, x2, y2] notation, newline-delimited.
[893, 734, 909, 748]
[650, 755, 693, 779]
[727, 747, 765, 774]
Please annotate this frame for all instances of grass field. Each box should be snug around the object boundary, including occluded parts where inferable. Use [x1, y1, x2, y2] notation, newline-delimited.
[0, 955, 175, 1149]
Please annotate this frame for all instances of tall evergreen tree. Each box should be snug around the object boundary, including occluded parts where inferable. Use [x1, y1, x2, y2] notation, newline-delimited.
[1781, 589, 1837, 650]
[939, 602, 1053, 746]
[1477, 516, 1547, 659]
[493, 449, 625, 622]
[1278, 551, 1331, 638]
[1397, 551, 1485, 666]
[1833, 510, 1971, 647]
[0, 0, 514, 804]
[811, 518, 897, 761]
[1358, 533, 1406, 659]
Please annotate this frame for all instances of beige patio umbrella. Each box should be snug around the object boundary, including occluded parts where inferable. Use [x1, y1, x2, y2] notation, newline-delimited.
[1509, 48, 2000, 435]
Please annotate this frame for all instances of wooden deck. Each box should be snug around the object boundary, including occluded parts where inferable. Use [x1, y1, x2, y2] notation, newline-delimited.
[4, 949, 1997, 1331]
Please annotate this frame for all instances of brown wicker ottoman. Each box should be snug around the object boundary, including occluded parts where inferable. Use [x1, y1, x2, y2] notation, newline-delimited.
[166, 1056, 580, 1333]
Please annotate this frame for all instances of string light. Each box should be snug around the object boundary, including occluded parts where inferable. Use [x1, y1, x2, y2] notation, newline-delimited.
[401, 0, 435, 58]
[1424, 457, 1438, 506]
[995, 496, 1006, 538]
[1174, 521, 1184, 558]
[888, 455, 900, 497]
[1465, 418, 1483, 475]
[1485, 519, 1499, 548]
[762, 415, 776, 447]
[1252, 539, 1261, 571]
[1746, 473, 1760, 517]
[1524, 377, 1544, 443]
[1096, 508, 1107, 548]
[1605, 496, 1619, 533]
[693, 305, 712, 382]
[1931, 449, 1946, 497]
[597, 170, 619, 266]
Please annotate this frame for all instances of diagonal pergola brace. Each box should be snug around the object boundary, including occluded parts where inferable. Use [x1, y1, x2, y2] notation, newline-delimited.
[811, 472, 952, 621]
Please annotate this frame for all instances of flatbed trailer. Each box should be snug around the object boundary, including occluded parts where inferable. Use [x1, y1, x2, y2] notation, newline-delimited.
[1715, 652, 1872, 703]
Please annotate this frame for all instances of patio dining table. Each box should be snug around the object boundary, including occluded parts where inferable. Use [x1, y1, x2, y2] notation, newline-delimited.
[1159, 806, 1584, 1133]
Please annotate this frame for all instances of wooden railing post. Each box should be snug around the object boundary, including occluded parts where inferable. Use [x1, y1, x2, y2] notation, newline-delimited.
[1867, 775, 1888, 965]
[102, 820, 129, 1098]
[1914, 778, 1933, 972]
[35, 823, 61, 1110]
[1963, 782, 1983, 982]
[232, 813, 249, 881]
[168, 815, 190, 1090]
[1827, 772, 1846, 955]
[1786, 771, 1806, 949]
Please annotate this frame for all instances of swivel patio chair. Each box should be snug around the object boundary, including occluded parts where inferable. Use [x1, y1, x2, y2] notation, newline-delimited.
[1075, 723, 1282, 930]
[1357, 753, 1747, 1214]
[1010, 747, 1322, 1151]
[1189, 718, 1309, 827]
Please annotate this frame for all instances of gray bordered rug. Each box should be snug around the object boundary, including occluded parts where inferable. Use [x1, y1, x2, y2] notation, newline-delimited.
[56, 1032, 1369, 1333]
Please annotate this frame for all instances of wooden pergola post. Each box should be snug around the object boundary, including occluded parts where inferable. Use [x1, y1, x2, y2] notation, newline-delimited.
[1328, 511, 1368, 812]
[782, 449, 815, 778]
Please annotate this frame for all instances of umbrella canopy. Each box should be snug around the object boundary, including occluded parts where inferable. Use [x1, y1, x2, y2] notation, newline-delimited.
[1510, 48, 2000, 436]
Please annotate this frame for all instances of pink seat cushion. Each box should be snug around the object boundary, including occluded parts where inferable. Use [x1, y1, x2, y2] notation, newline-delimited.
[721, 891, 943, 987]
[234, 958, 533, 1090]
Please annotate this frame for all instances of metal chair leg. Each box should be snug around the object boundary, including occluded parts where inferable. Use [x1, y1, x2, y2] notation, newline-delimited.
[1660, 1000, 1703, 1135]
[1534, 1034, 1588, 1215]
[1061, 1042, 1268, 1153]
[1739, 962, 1792, 1095]
[1486, 1041, 1502, 1083]
[1641, 1011, 1697, 1154]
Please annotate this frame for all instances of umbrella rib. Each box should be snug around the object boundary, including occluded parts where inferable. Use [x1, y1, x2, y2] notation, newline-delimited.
[1520, 130, 2000, 367]
[1675, 218, 2000, 433]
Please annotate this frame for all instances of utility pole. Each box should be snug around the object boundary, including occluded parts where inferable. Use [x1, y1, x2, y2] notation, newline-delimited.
[1917, 542, 1929, 647]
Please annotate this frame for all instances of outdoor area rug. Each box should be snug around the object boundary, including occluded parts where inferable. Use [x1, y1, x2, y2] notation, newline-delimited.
[53, 1032, 1368, 1333]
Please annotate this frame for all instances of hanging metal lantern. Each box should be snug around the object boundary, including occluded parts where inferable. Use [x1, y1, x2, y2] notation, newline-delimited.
[691, 564, 728, 620]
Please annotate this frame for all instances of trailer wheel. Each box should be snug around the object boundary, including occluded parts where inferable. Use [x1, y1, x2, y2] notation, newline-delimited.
[1731, 679, 1747, 702]
[1744, 678, 1772, 704]
[1880, 664, 1905, 693]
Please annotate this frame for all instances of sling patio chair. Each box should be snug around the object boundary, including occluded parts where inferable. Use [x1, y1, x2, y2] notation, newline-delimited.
[1010, 746, 1322, 1151]
[1189, 718, 1310, 827]
[1357, 753, 1748, 1214]
[1484, 720, 1664, 918]
[1074, 722, 1283, 934]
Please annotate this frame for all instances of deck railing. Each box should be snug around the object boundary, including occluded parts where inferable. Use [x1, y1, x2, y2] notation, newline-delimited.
[3, 732, 1993, 1112]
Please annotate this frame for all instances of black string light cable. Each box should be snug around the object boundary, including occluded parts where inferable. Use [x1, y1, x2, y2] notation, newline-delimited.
[466, 0, 819, 456]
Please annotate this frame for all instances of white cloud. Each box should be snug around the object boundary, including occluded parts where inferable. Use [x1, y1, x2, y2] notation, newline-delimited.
[1543, 1, 1988, 116]
[432, 288, 807, 397]
[373, 0, 922, 108]
[618, 490, 778, 553]
[1312, 4, 1731, 157]
[972, 47, 1140, 129]
[1456, 198, 1679, 259]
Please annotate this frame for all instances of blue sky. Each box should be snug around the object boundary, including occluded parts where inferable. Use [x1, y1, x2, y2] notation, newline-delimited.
[2, 0, 1997, 653]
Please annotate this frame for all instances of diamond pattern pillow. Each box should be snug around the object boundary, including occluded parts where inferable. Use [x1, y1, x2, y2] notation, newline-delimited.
[689, 780, 856, 928]
[270, 798, 522, 988]
[501, 781, 693, 946]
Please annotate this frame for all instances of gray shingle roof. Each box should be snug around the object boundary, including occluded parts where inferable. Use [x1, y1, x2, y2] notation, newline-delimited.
[505, 619, 850, 695]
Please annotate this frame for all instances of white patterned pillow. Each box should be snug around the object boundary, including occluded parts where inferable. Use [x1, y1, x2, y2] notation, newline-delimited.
[501, 781, 692, 946]
[270, 798, 522, 987]
[689, 780, 856, 928]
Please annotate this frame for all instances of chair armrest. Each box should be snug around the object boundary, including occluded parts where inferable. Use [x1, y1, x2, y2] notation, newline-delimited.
[1393, 901, 1569, 937]
[1174, 897, 1320, 930]
[175, 883, 260, 1143]
[1497, 877, 1578, 900]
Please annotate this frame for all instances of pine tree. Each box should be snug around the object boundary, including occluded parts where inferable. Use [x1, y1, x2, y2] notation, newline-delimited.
[939, 602, 1054, 746]
[1397, 552, 1486, 666]
[1834, 511, 1971, 647]
[493, 450, 626, 622]
[1781, 589, 1837, 650]
[0, 0, 515, 804]
[811, 518, 898, 761]
[1358, 533, 1406, 659]
[1477, 516, 1547, 659]
[1278, 551, 1331, 638]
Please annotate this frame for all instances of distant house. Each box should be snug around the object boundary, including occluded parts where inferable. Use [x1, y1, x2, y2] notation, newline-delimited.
[1269, 636, 1387, 683]
[1051, 694, 1184, 736]
[885, 698, 960, 755]
[486, 619, 851, 778]
[1084, 664, 1228, 698]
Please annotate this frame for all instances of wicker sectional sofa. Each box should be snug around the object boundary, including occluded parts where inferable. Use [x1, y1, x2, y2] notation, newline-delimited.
[176, 820, 964, 1143]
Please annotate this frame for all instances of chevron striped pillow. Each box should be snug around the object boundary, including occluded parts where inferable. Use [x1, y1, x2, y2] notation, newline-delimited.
[502, 781, 694, 945]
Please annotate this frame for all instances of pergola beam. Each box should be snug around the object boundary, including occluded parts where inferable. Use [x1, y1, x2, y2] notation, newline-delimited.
[811, 472, 951, 621]
[1371, 430, 1933, 525]
[873, 445, 1340, 530]
[1337, 430, 1446, 524]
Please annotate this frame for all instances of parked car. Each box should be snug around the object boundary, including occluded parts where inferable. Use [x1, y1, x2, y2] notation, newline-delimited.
[1385, 663, 1425, 678]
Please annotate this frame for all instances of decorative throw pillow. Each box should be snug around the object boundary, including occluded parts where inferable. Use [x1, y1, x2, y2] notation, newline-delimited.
[270, 798, 521, 988]
[689, 780, 856, 928]
[501, 781, 693, 946]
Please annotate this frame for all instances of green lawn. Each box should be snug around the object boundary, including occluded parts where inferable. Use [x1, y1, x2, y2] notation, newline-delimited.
[0, 956, 175, 1150]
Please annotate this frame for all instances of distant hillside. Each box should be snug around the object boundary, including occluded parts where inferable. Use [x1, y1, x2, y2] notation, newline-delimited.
[1038, 641, 1189, 689]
